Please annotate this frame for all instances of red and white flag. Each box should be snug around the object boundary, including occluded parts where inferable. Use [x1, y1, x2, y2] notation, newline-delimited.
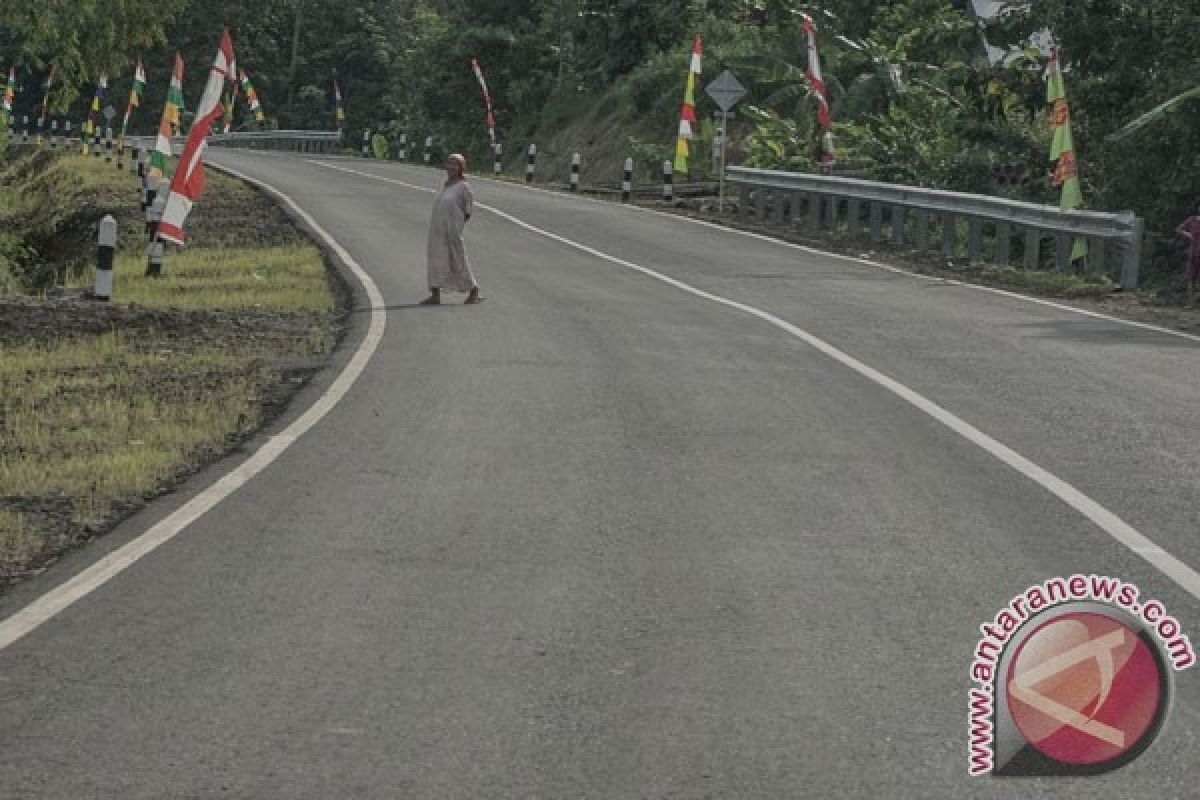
[801, 14, 835, 166]
[471, 58, 496, 151]
[159, 30, 237, 245]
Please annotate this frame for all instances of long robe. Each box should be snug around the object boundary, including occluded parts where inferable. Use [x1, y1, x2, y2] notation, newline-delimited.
[426, 180, 477, 291]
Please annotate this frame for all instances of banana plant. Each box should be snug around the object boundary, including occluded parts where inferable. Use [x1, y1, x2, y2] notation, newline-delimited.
[1108, 85, 1200, 141]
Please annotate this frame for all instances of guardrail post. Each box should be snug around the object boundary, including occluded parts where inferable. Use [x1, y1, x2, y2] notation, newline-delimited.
[663, 161, 674, 203]
[493, 143, 502, 175]
[738, 184, 750, 219]
[995, 221, 1012, 265]
[869, 202, 883, 243]
[825, 196, 838, 232]
[968, 217, 983, 265]
[526, 144, 537, 183]
[1024, 228, 1040, 269]
[1088, 237, 1107, 277]
[1054, 232, 1072, 271]
[847, 198, 862, 240]
[941, 213, 956, 257]
[790, 192, 804, 228]
[773, 190, 787, 225]
[891, 206, 906, 245]
[95, 214, 117, 301]
[1119, 213, 1142, 290]
[622, 157, 633, 202]
[570, 153, 581, 192]
[756, 187, 769, 222]
[807, 193, 821, 229]
[914, 210, 929, 251]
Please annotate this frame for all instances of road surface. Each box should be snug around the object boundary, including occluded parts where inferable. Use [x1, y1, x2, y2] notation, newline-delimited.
[2, 151, 1198, 798]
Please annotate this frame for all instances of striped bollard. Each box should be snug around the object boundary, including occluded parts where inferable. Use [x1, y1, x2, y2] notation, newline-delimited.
[569, 153, 580, 192]
[621, 157, 633, 203]
[63, 121, 71, 145]
[35, 115, 43, 145]
[663, 160, 674, 203]
[50, 120, 59, 149]
[104, 127, 114, 163]
[146, 239, 164, 278]
[493, 143, 502, 175]
[92, 125, 102, 157]
[398, 133, 407, 161]
[525, 143, 536, 183]
[95, 215, 117, 301]
[21, 116, 29, 143]
[424, 136, 433, 164]
[362, 129, 370, 157]
[137, 147, 147, 180]
[146, 186, 166, 240]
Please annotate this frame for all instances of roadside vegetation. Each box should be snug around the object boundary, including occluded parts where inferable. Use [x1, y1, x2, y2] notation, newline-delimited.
[0, 146, 343, 586]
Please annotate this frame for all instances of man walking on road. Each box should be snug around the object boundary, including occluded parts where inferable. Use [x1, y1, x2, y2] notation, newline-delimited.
[422, 153, 483, 305]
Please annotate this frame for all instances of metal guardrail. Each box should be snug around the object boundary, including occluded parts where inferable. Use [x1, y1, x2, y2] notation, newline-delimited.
[208, 130, 343, 154]
[725, 166, 1144, 289]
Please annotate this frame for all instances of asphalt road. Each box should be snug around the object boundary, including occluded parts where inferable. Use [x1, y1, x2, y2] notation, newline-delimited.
[2, 151, 1198, 799]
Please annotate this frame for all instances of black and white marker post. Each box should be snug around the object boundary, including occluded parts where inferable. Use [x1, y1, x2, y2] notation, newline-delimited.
[50, 120, 59, 149]
[662, 160, 674, 203]
[94, 214, 117, 301]
[622, 157, 633, 203]
[21, 115, 29, 143]
[362, 129, 370, 157]
[146, 182, 167, 241]
[398, 133, 407, 161]
[146, 238, 163, 278]
[525, 143, 536, 184]
[569, 153, 580, 192]
[104, 127, 114, 163]
[493, 143, 502, 176]
[136, 147, 147, 181]
[63, 120, 71, 145]
[424, 136, 433, 164]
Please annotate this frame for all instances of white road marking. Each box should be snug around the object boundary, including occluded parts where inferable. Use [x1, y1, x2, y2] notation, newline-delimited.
[341, 158, 1200, 345]
[0, 165, 388, 652]
[311, 159, 1200, 602]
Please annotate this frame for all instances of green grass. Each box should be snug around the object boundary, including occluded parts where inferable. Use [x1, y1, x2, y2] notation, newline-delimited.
[71, 243, 335, 311]
[981, 266, 1115, 297]
[0, 332, 269, 532]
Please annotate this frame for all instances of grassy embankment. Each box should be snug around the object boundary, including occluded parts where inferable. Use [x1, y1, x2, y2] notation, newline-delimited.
[0, 148, 343, 585]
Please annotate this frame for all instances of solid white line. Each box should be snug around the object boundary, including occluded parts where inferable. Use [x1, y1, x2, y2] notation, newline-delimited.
[311, 159, 1200, 602]
[333, 157, 1200, 345]
[0, 165, 388, 652]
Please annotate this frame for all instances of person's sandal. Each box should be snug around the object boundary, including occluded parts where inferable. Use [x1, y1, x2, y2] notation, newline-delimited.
[464, 291, 485, 305]
[419, 295, 441, 305]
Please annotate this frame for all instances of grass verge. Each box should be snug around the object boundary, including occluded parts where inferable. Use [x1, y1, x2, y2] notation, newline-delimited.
[1, 146, 344, 587]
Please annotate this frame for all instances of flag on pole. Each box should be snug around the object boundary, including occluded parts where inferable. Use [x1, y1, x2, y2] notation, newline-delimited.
[1047, 48, 1087, 262]
[470, 58, 496, 151]
[334, 79, 346, 129]
[37, 65, 56, 141]
[222, 82, 237, 133]
[3, 67, 15, 127]
[166, 53, 186, 135]
[120, 59, 146, 139]
[673, 36, 702, 175]
[239, 69, 265, 123]
[150, 54, 185, 179]
[802, 14, 835, 167]
[83, 73, 107, 154]
[159, 29, 237, 246]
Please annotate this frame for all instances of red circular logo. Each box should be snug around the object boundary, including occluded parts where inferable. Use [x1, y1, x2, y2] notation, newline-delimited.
[1006, 611, 1165, 766]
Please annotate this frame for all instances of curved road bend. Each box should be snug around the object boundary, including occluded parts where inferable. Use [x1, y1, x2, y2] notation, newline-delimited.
[1, 150, 1198, 798]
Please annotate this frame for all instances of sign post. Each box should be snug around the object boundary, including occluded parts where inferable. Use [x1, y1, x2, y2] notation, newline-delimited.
[704, 70, 746, 214]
